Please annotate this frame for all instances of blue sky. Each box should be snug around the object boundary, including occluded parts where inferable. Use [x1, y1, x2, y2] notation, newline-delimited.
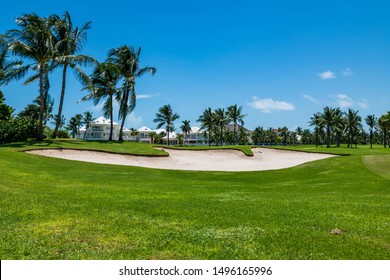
[1, 0, 390, 131]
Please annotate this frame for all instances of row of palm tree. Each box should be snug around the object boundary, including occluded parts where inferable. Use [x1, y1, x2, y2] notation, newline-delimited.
[79, 47, 156, 141]
[197, 104, 246, 146]
[1, 12, 156, 142]
[308, 106, 390, 148]
[2, 12, 95, 140]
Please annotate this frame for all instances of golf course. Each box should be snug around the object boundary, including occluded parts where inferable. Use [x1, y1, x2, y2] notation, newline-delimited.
[1, 140, 389, 259]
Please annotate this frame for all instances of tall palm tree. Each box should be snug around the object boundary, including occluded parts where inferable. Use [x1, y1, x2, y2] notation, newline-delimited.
[333, 108, 345, 147]
[51, 11, 96, 139]
[7, 13, 55, 140]
[180, 120, 191, 145]
[0, 35, 25, 86]
[365, 114, 377, 149]
[79, 62, 121, 141]
[153, 104, 180, 146]
[214, 108, 228, 146]
[321, 106, 338, 148]
[345, 108, 362, 148]
[82, 111, 94, 140]
[378, 113, 390, 148]
[309, 112, 324, 147]
[227, 104, 246, 145]
[107, 46, 156, 141]
[197, 107, 214, 146]
[67, 116, 78, 138]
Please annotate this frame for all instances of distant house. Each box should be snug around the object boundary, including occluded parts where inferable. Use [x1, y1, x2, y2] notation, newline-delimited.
[183, 126, 207, 145]
[77, 116, 132, 141]
[226, 123, 252, 143]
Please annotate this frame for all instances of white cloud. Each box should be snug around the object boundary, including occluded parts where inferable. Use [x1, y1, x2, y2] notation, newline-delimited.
[341, 67, 353, 77]
[302, 94, 320, 104]
[249, 97, 295, 113]
[137, 93, 160, 100]
[125, 112, 143, 129]
[89, 102, 104, 112]
[335, 94, 353, 108]
[332, 94, 368, 109]
[319, 70, 335, 80]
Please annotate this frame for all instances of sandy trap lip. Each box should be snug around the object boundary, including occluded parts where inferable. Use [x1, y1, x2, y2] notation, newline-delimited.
[26, 148, 336, 172]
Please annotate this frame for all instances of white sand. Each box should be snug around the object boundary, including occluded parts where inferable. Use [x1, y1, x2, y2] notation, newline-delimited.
[26, 148, 335, 172]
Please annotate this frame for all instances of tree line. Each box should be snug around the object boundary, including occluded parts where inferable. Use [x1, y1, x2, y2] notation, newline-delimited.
[0, 11, 155, 143]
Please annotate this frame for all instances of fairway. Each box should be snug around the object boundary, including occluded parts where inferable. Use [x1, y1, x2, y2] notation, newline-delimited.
[363, 155, 390, 179]
[1, 141, 390, 260]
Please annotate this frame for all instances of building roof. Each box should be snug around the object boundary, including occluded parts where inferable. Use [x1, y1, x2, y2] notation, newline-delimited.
[190, 126, 204, 133]
[137, 126, 153, 132]
[92, 116, 119, 126]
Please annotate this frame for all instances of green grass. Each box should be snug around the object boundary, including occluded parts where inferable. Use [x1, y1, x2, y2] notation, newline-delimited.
[156, 144, 254, 156]
[1, 141, 390, 259]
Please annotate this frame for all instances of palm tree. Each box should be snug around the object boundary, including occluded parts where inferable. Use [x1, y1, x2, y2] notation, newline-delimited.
[321, 106, 337, 148]
[227, 104, 246, 145]
[180, 120, 191, 145]
[0, 35, 25, 86]
[378, 113, 390, 148]
[82, 111, 94, 140]
[214, 108, 228, 146]
[79, 62, 121, 141]
[197, 107, 214, 146]
[153, 104, 180, 146]
[309, 112, 324, 147]
[7, 13, 55, 140]
[107, 46, 156, 141]
[149, 131, 158, 144]
[51, 11, 96, 139]
[345, 108, 362, 148]
[365, 114, 377, 148]
[67, 116, 78, 138]
[333, 108, 345, 147]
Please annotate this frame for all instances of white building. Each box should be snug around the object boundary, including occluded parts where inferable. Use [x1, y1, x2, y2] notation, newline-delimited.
[76, 116, 207, 145]
[77, 116, 133, 141]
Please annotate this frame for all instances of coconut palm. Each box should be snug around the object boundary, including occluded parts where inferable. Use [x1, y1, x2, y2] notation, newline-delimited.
[66, 116, 78, 138]
[197, 107, 214, 146]
[320, 106, 337, 148]
[51, 11, 96, 139]
[365, 114, 377, 148]
[180, 120, 191, 145]
[378, 113, 390, 148]
[214, 108, 228, 146]
[345, 108, 362, 148]
[79, 62, 121, 141]
[309, 112, 324, 147]
[7, 13, 55, 140]
[0, 35, 25, 86]
[333, 108, 345, 147]
[153, 104, 180, 146]
[82, 111, 94, 140]
[107, 46, 156, 141]
[227, 104, 246, 145]
[149, 131, 158, 144]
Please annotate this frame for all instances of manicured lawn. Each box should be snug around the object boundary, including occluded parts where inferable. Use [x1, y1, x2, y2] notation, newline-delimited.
[156, 144, 254, 156]
[1, 141, 390, 259]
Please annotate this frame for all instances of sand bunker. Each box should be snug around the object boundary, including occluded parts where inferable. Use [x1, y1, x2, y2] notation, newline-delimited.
[26, 148, 335, 172]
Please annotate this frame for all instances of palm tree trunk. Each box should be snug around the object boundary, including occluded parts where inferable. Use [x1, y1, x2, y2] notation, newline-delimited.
[326, 127, 330, 148]
[119, 118, 126, 142]
[118, 89, 129, 141]
[109, 95, 113, 141]
[53, 64, 68, 139]
[233, 123, 237, 145]
[167, 126, 170, 146]
[37, 67, 45, 141]
[370, 129, 373, 148]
